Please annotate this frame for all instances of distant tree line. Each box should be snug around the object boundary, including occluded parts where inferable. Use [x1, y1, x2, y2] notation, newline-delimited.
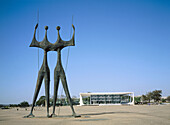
[3, 95, 79, 108]
[2, 92, 170, 108]
[0, 101, 30, 109]
[134, 90, 170, 104]
[9, 101, 29, 107]
[142, 90, 162, 103]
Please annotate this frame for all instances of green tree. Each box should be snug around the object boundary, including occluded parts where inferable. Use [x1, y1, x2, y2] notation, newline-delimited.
[167, 96, 170, 102]
[141, 95, 147, 103]
[151, 90, 162, 102]
[36, 96, 46, 106]
[134, 97, 141, 104]
[161, 98, 166, 102]
[20, 101, 29, 107]
[9, 104, 18, 107]
[146, 92, 153, 103]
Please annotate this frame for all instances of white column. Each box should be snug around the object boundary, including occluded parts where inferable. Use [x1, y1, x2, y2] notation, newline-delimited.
[132, 92, 135, 105]
[90, 95, 91, 105]
[79, 94, 84, 106]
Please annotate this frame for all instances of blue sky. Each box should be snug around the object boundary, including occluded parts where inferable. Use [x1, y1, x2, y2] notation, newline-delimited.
[0, 0, 170, 104]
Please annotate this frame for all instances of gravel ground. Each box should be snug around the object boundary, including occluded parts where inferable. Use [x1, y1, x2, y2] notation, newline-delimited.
[0, 105, 170, 125]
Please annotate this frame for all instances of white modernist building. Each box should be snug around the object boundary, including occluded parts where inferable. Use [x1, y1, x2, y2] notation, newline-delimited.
[80, 92, 134, 106]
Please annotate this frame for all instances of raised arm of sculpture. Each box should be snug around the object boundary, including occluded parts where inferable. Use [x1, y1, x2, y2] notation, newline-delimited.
[51, 24, 75, 51]
[61, 24, 75, 47]
[29, 24, 53, 51]
[29, 23, 40, 48]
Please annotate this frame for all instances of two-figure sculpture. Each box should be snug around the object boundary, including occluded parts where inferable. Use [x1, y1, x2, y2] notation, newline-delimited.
[25, 24, 80, 118]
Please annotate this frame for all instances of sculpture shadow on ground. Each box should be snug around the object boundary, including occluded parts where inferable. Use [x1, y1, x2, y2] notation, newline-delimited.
[80, 111, 131, 116]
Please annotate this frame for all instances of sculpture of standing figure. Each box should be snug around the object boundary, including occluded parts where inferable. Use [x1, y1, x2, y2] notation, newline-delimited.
[25, 24, 80, 118]
[25, 24, 52, 118]
[51, 25, 80, 117]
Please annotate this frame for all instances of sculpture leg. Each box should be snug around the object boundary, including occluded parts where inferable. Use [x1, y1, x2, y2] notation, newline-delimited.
[60, 73, 81, 117]
[44, 72, 50, 118]
[25, 69, 44, 118]
[51, 73, 60, 117]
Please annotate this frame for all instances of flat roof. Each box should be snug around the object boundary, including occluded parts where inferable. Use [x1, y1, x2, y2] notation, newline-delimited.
[80, 92, 134, 96]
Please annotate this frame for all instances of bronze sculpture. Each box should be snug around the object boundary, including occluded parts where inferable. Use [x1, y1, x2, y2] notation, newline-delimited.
[25, 24, 51, 118]
[51, 25, 80, 117]
[25, 24, 80, 118]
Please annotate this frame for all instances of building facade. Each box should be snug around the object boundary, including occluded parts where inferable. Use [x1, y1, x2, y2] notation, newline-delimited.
[80, 92, 134, 106]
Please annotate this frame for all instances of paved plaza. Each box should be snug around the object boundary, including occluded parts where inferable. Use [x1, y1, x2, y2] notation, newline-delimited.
[0, 105, 170, 125]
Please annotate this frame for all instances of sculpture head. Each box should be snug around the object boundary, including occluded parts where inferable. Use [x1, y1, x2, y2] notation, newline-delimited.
[45, 26, 48, 30]
[56, 26, 60, 31]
